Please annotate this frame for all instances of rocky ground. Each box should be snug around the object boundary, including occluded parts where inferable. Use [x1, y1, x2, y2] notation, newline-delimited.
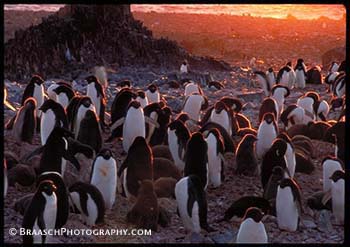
[4, 67, 344, 243]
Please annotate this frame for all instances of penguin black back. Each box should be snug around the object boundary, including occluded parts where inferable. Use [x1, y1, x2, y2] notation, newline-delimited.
[199, 122, 235, 153]
[21, 98, 37, 143]
[77, 110, 102, 153]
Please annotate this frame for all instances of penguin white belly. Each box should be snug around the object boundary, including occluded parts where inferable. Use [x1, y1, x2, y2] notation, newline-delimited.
[280, 72, 289, 87]
[210, 111, 231, 135]
[316, 101, 329, 121]
[146, 111, 158, 143]
[168, 129, 185, 170]
[236, 219, 268, 243]
[87, 84, 100, 117]
[57, 93, 69, 109]
[206, 135, 222, 187]
[276, 187, 298, 232]
[272, 94, 284, 117]
[336, 82, 345, 98]
[183, 95, 202, 121]
[297, 98, 314, 124]
[70, 191, 83, 212]
[136, 96, 148, 108]
[256, 123, 277, 159]
[123, 108, 145, 152]
[42, 192, 57, 243]
[289, 107, 305, 128]
[295, 70, 305, 89]
[331, 180, 344, 224]
[285, 144, 296, 178]
[185, 84, 200, 97]
[47, 84, 59, 101]
[86, 194, 98, 226]
[91, 159, 117, 210]
[288, 70, 296, 89]
[146, 91, 160, 104]
[34, 84, 45, 117]
[41, 109, 56, 145]
[267, 73, 275, 90]
[323, 161, 343, 192]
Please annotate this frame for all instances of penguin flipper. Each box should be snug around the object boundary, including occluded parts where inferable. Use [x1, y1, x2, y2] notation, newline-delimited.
[67, 138, 94, 159]
[5, 114, 16, 130]
[200, 107, 213, 126]
[63, 152, 81, 171]
[110, 117, 125, 131]
[22, 146, 45, 162]
[117, 160, 128, 178]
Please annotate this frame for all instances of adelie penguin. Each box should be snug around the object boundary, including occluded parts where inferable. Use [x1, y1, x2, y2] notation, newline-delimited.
[258, 97, 279, 124]
[184, 132, 209, 190]
[145, 83, 160, 104]
[47, 81, 72, 101]
[77, 109, 102, 153]
[90, 149, 117, 210]
[185, 81, 203, 97]
[135, 90, 149, 108]
[266, 67, 276, 89]
[86, 75, 107, 130]
[276, 178, 303, 232]
[235, 134, 258, 176]
[183, 93, 209, 122]
[69, 181, 105, 226]
[236, 207, 268, 244]
[276, 65, 291, 87]
[220, 96, 243, 113]
[144, 102, 162, 144]
[40, 99, 68, 145]
[332, 72, 345, 98]
[21, 75, 45, 118]
[297, 92, 319, 124]
[256, 113, 278, 160]
[277, 133, 296, 178]
[167, 119, 191, 171]
[280, 104, 305, 130]
[254, 71, 271, 97]
[204, 128, 225, 188]
[175, 175, 214, 234]
[22, 180, 57, 244]
[263, 166, 285, 211]
[328, 170, 344, 224]
[52, 84, 75, 109]
[149, 106, 172, 146]
[271, 84, 290, 118]
[322, 156, 344, 193]
[294, 58, 307, 89]
[313, 99, 329, 121]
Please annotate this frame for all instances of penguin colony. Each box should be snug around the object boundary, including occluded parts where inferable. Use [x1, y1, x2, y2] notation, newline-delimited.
[4, 58, 345, 244]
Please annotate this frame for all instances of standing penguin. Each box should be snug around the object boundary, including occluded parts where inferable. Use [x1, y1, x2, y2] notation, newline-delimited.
[258, 97, 279, 124]
[236, 207, 268, 243]
[235, 134, 258, 176]
[47, 81, 72, 101]
[294, 58, 307, 89]
[86, 75, 106, 129]
[297, 92, 319, 124]
[11, 97, 37, 143]
[184, 132, 209, 190]
[276, 65, 291, 87]
[52, 84, 75, 109]
[40, 99, 68, 145]
[185, 81, 203, 97]
[144, 103, 162, 144]
[149, 106, 172, 146]
[329, 170, 344, 224]
[69, 181, 105, 226]
[167, 120, 191, 171]
[175, 175, 213, 233]
[256, 113, 278, 160]
[117, 137, 153, 200]
[145, 83, 160, 104]
[322, 156, 344, 193]
[201, 101, 234, 135]
[280, 104, 305, 130]
[204, 128, 225, 188]
[135, 90, 149, 108]
[254, 71, 271, 97]
[314, 100, 330, 121]
[263, 166, 285, 205]
[276, 178, 303, 232]
[90, 149, 117, 210]
[286, 62, 296, 89]
[266, 67, 276, 90]
[77, 110, 102, 153]
[277, 133, 296, 178]
[21, 75, 45, 118]
[183, 93, 209, 122]
[271, 85, 290, 118]
[22, 180, 57, 244]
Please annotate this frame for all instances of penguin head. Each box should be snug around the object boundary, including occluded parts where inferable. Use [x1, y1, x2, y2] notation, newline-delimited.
[220, 97, 242, 113]
[277, 132, 292, 144]
[30, 75, 44, 86]
[214, 101, 227, 114]
[84, 110, 97, 120]
[147, 83, 158, 93]
[242, 133, 258, 144]
[136, 90, 146, 99]
[262, 113, 275, 125]
[206, 128, 222, 140]
[162, 106, 172, 117]
[85, 75, 99, 84]
[305, 91, 320, 103]
[97, 148, 113, 160]
[81, 97, 93, 108]
[268, 67, 274, 73]
[128, 100, 141, 110]
[286, 61, 292, 67]
[24, 97, 37, 109]
[38, 180, 57, 196]
[297, 58, 304, 65]
[243, 207, 264, 223]
[272, 85, 290, 97]
[39, 99, 59, 112]
[270, 139, 288, 158]
[117, 80, 132, 88]
[329, 170, 345, 182]
[176, 112, 190, 124]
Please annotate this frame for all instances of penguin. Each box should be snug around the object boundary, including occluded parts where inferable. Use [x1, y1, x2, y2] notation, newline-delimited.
[117, 79, 132, 88]
[21, 75, 45, 118]
[236, 207, 268, 243]
[254, 71, 271, 96]
[4, 87, 16, 111]
[220, 196, 271, 222]
[280, 104, 305, 130]
[144, 102, 162, 144]
[154, 177, 177, 198]
[266, 67, 276, 90]
[271, 85, 290, 118]
[329, 170, 344, 224]
[167, 119, 191, 171]
[258, 97, 279, 124]
[276, 65, 291, 87]
[307, 191, 332, 211]
[208, 81, 225, 90]
[185, 81, 203, 97]
[175, 175, 213, 233]
[220, 96, 243, 113]
[127, 179, 159, 231]
[235, 134, 258, 176]
[256, 113, 278, 160]
[135, 90, 149, 108]
[152, 145, 174, 162]
[314, 100, 329, 121]
[153, 157, 182, 181]
[332, 73, 345, 98]
[90, 148, 117, 210]
[297, 93, 318, 124]
[329, 61, 339, 73]
[276, 178, 303, 232]
[286, 62, 296, 89]
[86, 75, 106, 129]
[52, 84, 75, 109]
[201, 101, 234, 135]
[322, 156, 344, 193]
[337, 60, 345, 72]
[77, 109, 102, 153]
[108, 87, 137, 140]
[4, 160, 8, 198]
[69, 181, 105, 226]
[11, 97, 37, 143]
[236, 112, 252, 130]
[117, 137, 153, 199]
[184, 132, 209, 190]
[7, 163, 36, 188]
[145, 83, 160, 104]
[307, 121, 331, 140]
[22, 180, 57, 244]
[261, 138, 289, 189]
[94, 66, 108, 90]
[324, 71, 339, 92]
[204, 128, 225, 188]
[277, 133, 296, 178]
[294, 58, 307, 89]
[149, 106, 172, 146]
[39, 99, 68, 145]
[183, 93, 209, 122]
[237, 127, 257, 137]
[47, 81, 71, 101]
[263, 166, 284, 206]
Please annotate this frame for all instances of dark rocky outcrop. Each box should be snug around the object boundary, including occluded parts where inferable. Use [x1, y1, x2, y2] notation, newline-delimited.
[4, 5, 231, 81]
[321, 46, 345, 70]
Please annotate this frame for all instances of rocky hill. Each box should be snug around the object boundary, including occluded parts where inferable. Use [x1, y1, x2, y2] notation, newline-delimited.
[4, 5, 231, 81]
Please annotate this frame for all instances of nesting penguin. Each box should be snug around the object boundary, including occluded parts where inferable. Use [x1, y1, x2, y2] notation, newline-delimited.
[22, 180, 57, 244]
[322, 156, 344, 192]
[69, 181, 105, 226]
[236, 207, 268, 243]
[314, 99, 329, 121]
[256, 113, 278, 160]
[52, 84, 75, 109]
[276, 178, 303, 232]
[235, 134, 258, 176]
[90, 149, 117, 210]
[21, 75, 45, 118]
[280, 104, 305, 130]
[145, 83, 160, 104]
[86, 75, 106, 129]
[184, 81, 203, 97]
[175, 175, 213, 233]
[294, 58, 307, 89]
[297, 92, 319, 124]
[201, 101, 234, 135]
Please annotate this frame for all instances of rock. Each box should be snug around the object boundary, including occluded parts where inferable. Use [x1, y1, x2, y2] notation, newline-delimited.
[301, 219, 317, 229]
[318, 210, 333, 232]
[184, 232, 214, 243]
[210, 230, 235, 243]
